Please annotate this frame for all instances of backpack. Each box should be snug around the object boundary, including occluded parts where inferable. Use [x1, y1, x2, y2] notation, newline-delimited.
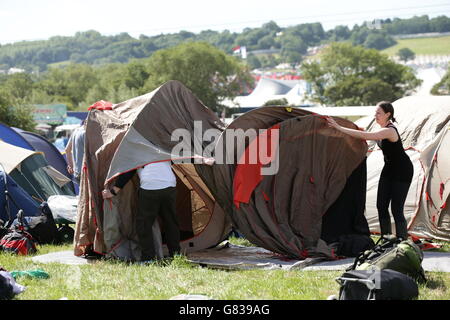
[10, 203, 60, 245]
[349, 235, 426, 282]
[0, 229, 37, 255]
[336, 269, 419, 300]
[0, 210, 38, 255]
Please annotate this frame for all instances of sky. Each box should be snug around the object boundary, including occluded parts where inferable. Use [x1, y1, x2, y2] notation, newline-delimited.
[0, 0, 449, 44]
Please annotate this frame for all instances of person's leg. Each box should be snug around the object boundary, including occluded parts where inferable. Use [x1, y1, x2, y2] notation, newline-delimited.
[158, 187, 180, 257]
[136, 189, 160, 260]
[376, 176, 393, 235]
[390, 180, 411, 240]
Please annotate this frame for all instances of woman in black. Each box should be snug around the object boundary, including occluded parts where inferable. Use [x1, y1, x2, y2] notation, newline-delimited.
[327, 101, 413, 240]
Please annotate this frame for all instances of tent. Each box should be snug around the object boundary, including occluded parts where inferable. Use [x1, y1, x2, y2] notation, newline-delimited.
[13, 128, 74, 186]
[0, 164, 41, 224]
[75, 81, 373, 261]
[0, 122, 30, 149]
[356, 96, 450, 241]
[0, 122, 75, 193]
[0, 140, 75, 203]
[222, 77, 313, 109]
[195, 106, 371, 259]
[74, 81, 231, 260]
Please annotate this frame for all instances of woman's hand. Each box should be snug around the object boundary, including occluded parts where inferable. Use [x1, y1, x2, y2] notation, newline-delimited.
[203, 157, 215, 166]
[326, 116, 340, 130]
[102, 189, 114, 199]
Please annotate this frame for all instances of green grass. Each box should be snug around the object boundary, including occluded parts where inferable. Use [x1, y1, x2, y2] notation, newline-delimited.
[382, 35, 450, 56]
[0, 239, 449, 300]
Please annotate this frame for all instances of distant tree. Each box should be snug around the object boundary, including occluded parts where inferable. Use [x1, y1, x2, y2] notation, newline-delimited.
[328, 25, 351, 41]
[263, 98, 289, 106]
[143, 42, 253, 111]
[280, 34, 307, 62]
[397, 48, 416, 62]
[0, 73, 34, 100]
[363, 32, 396, 50]
[123, 60, 149, 89]
[0, 93, 36, 131]
[37, 63, 98, 109]
[301, 43, 422, 106]
[258, 54, 281, 68]
[246, 53, 261, 69]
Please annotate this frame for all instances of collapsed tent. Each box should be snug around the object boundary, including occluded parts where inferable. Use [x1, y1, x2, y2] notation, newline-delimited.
[74, 81, 231, 260]
[194, 106, 371, 259]
[357, 96, 450, 241]
[0, 141, 75, 203]
[0, 122, 75, 193]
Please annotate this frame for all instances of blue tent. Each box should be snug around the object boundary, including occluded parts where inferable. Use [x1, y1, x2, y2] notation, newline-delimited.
[0, 164, 40, 223]
[0, 122, 76, 193]
[0, 122, 30, 149]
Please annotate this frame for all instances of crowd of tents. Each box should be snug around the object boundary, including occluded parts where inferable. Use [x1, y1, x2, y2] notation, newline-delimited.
[0, 80, 449, 262]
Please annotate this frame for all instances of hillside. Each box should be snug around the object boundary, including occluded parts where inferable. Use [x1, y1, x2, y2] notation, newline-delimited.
[1, 15, 450, 72]
[382, 35, 450, 56]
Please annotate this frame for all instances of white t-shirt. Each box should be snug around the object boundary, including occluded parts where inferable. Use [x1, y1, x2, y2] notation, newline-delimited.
[137, 161, 176, 190]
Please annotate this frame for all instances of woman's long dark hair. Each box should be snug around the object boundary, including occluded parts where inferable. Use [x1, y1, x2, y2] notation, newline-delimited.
[377, 101, 396, 123]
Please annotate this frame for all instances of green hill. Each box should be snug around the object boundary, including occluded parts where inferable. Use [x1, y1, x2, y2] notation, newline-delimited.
[382, 35, 450, 56]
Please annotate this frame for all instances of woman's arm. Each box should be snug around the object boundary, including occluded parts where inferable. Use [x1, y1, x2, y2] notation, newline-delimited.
[326, 117, 396, 141]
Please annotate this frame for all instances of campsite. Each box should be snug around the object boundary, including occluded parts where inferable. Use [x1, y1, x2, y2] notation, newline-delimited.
[1, 2, 450, 304]
[1, 80, 450, 302]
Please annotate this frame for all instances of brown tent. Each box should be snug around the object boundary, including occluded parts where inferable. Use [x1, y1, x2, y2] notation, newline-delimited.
[74, 81, 231, 260]
[74, 81, 372, 261]
[196, 106, 371, 259]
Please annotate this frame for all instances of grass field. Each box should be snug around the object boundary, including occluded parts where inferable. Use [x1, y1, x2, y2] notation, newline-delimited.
[0, 239, 449, 300]
[382, 35, 450, 56]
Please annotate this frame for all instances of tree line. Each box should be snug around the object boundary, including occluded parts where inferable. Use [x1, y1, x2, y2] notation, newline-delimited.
[1, 40, 428, 133]
[0, 42, 253, 131]
[1, 15, 449, 72]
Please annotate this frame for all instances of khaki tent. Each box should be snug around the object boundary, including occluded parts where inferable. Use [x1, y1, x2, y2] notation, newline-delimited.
[73, 81, 231, 260]
[356, 96, 450, 241]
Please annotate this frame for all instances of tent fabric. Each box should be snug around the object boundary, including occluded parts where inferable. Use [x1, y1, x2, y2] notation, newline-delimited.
[0, 123, 75, 193]
[0, 123, 31, 149]
[0, 141, 75, 203]
[356, 96, 450, 241]
[0, 140, 39, 173]
[13, 128, 73, 182]
[74, 81, 231, 259]
[195, 106, 370, 259]
[233, 123, 281, 209]
[0, 166, 40, 223]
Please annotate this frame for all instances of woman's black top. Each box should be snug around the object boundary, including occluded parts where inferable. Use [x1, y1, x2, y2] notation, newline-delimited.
[376, 123, 413, 183]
